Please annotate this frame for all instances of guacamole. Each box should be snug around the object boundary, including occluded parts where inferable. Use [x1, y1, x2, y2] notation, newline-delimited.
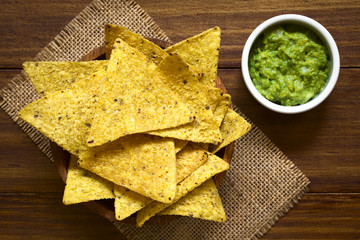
[249, 24, 330, 106]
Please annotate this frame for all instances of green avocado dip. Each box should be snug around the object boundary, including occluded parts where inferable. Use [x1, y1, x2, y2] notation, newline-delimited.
[249, 24, 330, 106]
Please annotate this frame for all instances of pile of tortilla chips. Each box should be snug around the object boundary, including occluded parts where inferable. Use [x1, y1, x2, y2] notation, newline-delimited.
[19, 24, 251, 227]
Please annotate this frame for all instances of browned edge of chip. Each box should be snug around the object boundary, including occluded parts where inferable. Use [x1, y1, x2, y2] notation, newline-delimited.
[50, 38, 234, 225]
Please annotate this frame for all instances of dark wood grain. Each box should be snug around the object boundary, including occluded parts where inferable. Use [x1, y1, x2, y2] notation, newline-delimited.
[1, 0, 360, 239]
[0, 193, 126, 240]
[263, 193, 360, 239]
[1, 0, 359, 68]
[1, 193, 359, 240]
[136, 0, 360, 68]
[0, 0, 91, 68]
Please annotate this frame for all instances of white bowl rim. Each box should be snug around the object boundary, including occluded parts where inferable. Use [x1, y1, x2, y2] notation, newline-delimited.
[241, 14, 340, 114]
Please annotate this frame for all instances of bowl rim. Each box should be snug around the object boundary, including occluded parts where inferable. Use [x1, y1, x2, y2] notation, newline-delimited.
[241, 14, 340, 114]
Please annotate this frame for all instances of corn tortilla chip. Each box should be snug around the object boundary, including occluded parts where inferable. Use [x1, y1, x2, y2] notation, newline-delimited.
[174, 139, 188, 154]
[165, 27, 221, 87]
[200, 87, 230, 131]
[63, 155, 114, 205]
[206, 87, 223, 112]
[192, 142, 210, 151]
[196, 85, 231, 129]
[113, 143, 208, 220]
[213, 93, 231, 127]
[114, 185, 153, 221]
[175, 144, 209, 183]
[209, 109, 251, 153]
[136, 152, 229, 227]
[148, 54, 222, 144]
[18, 69, 106, 156]
[201, 87, 231, 133]
[159, 179, 226, 222]
[105, 24, 204, 79]
[78, 134, 177, 204]
[20, 66, 179, 204]
[87, 39, 194, 147]
[105, 24, 168, 63]
[106, 26, 220, 117]
[23, 61, 107, 95]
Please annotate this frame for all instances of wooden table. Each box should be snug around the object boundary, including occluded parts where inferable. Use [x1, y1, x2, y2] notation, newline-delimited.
[1, 0, 359, 239]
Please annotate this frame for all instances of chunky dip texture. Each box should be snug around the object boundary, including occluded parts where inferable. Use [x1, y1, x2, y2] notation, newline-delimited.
[249, 25, 330, 106]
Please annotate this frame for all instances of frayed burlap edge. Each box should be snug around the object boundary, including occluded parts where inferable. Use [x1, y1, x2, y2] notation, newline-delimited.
[235, 106, 311, 239]
[0, 72, 53, 160]
[253, 186, 309, 239]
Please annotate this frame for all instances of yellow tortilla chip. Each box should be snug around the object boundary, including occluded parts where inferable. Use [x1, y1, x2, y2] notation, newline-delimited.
[18, 69, 106, 156]
[213, 93, 231, 127]
[209, 109, 251, 153]
[159, 179, 226, 222]
[63, 155, 114, 205]
[105, 24, 203, 75]
[192, 142, 210, 151]
[23, 61, 107, 95]
[174, 139, 188, 154]
[166, 27, 221, 87]
[206, 87, 223, 112]
[78, 134, 177, 204]
[175, 144, 209, 183]
[136, 152, 229, 227]
[114, 185, 153, 221]
[113, 143, 208, 220]
[105, 24, 168, 64]
[20, 66, 179, 204]
[105, 24, 204, 82]
[200, 86, 231, 128]
[148, 54, 222, 144]
[87, 39, 194, 147]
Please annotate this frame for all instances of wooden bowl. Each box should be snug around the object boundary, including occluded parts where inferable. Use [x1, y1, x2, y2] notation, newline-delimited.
[51, 38, 234, 225]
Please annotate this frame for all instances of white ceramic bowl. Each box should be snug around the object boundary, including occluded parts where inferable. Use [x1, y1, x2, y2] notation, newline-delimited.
[241, 14, 340, 114]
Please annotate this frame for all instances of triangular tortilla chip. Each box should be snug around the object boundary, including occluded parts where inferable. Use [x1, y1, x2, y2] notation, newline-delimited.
[192, 142, 210, 151]
[174, 139, 188, 154]
[209, 109, 251, 153]
[165, 27, 221, 87]
[63, 155, 114, 205]
[175, 143, 209, 183]
[159, 179, 226, 222]
[105, 24, 204, 77]
[136, 152, 229, 227]
[114, 185, 153, 221]
[23, 61, 108, 95]
[18, 69, 106, 156]
[206, 87, 223, 112]
[148, 54, 223, 144]
[201, 87, 230, 129]
[87, 39, 193, 147]
[213, 93, 231, 128]
[78, 134, 177, 204]
[113, 143, 208, 221]
[105, 24, 168, 64]
[20, 71, 179, 204]
[105, 25, 223, 144]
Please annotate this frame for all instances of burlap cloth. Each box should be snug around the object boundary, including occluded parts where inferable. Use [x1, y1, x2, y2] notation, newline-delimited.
[0, 0, 310, 239]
